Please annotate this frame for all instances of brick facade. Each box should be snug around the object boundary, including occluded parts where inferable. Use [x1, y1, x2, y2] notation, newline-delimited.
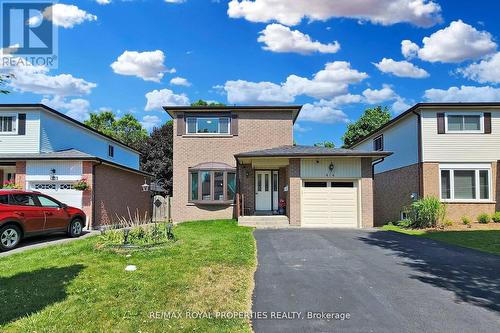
[373, 163, 420, 225]
[172, 110, 294, 222]
[360, 158, 374, 228]
[14, 161, 26, 189]
[81, 161, 94, 228]
[288, 159, 301, 226]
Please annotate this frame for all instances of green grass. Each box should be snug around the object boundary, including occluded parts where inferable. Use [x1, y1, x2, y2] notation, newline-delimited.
[381, 225, 500, 255]
[0, 220, 256, 333]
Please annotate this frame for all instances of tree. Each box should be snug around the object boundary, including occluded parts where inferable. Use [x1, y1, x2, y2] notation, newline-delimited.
[342, 106, 391, 147]
[190, 99, 225, 106]
[138, 121, 173, 194]
[84, 112, 148, 150]
[0, 74, 13, 94]
[314, 141, 335, 148]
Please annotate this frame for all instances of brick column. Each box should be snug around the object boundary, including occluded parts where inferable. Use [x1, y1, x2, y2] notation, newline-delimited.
[15, 161, 26, 189]
[421, 162, 440, 197]
[288, 158, 301, 226]
[81, 161, 94, 229]
[360, 158, 374, 228]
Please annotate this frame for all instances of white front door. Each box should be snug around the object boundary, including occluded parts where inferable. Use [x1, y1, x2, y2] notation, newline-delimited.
[255, 171, 272, 210]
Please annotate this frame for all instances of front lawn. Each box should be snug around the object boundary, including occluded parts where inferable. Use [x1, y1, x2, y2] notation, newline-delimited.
[382, 225, 500, 255]
[0, 220, 256, 332]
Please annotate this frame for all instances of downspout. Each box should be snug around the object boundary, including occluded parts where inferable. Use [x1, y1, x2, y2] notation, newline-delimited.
[412, 110, 423, 198]
[371, 157, 385, 178]
[234, 156, 240, 218]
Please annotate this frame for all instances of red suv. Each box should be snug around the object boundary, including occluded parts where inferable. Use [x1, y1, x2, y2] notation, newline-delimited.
[0, 190, 86, 251]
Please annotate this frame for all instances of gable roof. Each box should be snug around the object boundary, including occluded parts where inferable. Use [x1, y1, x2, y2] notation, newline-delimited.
[163, 105, 303, 123]
[235, 145, 391, 158]
[348, 102, 500, 148]
[0, 104, 141, 154]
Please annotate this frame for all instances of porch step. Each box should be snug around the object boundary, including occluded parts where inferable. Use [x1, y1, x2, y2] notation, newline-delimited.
[238, 215, 290, 228]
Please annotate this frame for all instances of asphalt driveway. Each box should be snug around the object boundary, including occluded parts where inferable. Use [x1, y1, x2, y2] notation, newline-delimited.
[252, 229, 500, 333]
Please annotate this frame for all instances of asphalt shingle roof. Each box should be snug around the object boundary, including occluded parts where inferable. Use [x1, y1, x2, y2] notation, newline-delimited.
[0, 149, 95, 160]
[235, 145, 392, 158]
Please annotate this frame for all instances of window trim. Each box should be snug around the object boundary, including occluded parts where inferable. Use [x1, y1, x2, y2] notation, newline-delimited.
[439, 163, 492, 202]
[188, 169, 236, 204]
[185, 116, 231, 135]
[108, 145, 115, 158]
[373, 134, 383, 151]
[444, 112, 484, 134]
[0, 113, 18, 135]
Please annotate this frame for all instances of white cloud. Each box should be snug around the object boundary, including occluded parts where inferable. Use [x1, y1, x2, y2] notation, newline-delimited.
[221, 61, 367, 103]
[293, 123, 311, 133]
[111, 50, 169, 82]
[373, 58, 429, 78]
[391, 98, 412, 113]
[170, 76, 191, 86]
[41, 96, 91, 121]
[424, 85, 500, 102]
[298, 103, 349, 124]
[144, 89, 190, 111]
[227, 0, 442, 27]
[43, 4, 97, 28]
[5, 63, 96, 96]
[401, 40, 419, 58]
[404, 20, 497, 63]
[165, 0, 186, 3]
[141, 115, 162, 130]
[96, 0, 111, 4]
[257, 23, 340, 54]
[458, 53, 500, 84]
[362, 85, 398, 104]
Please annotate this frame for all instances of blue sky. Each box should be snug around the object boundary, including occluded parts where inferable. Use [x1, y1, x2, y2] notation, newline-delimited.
[2, 0, 500, 146]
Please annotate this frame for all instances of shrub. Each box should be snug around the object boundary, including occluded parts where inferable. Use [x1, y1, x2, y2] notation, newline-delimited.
[443, 219, 453, 227]
[477, 213, 491, 224]
[409, 196, 446, 229]
[461, 216, 471, 226]
[492, 212, 500, 223]
[396, 219, 412, 228]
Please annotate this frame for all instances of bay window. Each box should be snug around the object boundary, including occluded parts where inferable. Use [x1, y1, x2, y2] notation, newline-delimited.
[440, 165, 491, 201]
[186, 117, 230, 134]
[189, 168, 236, 203]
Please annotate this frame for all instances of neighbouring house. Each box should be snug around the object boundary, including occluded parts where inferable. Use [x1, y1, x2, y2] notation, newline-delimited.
[0, 104, 151, 229]
[350, 102, 500, 225]
[166, 105, 390, 228]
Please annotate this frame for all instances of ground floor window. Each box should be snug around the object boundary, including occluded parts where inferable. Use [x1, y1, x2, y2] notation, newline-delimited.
[440, 165, 491, 201]
[189, 170, 236, 202]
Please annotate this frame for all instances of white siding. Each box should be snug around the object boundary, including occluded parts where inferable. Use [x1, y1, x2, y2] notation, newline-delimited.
[422, 109, 500, 162]
[0, 109, 40, 153]
[40, 111, 140, 169]
[301, 158, 361, 178]
[354, 114, 419, 174]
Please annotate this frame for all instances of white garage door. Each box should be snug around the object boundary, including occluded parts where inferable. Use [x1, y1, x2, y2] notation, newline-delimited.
[29, 182, 83, 209]
[302, 181, 359, 228]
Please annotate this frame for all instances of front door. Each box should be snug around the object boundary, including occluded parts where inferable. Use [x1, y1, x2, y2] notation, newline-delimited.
[255, 171, 272, 210]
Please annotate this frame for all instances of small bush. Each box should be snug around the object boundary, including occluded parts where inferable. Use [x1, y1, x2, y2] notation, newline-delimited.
[409, 196, 446, 229]
[477, 213, 491, 224]
[396, 219, 412, 228]
[492, 212, 500, 223]
[443, 219, 453, 227]
[461, 216, 471, 225]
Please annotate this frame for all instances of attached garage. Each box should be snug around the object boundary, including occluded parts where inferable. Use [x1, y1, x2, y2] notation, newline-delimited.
[29, 182, 83, 208]
[301, 181, 359, 228]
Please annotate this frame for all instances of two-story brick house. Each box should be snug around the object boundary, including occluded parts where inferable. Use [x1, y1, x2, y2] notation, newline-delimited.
[351, 103, 500, 225]
[0, 104, 151, 229]
[166, 105, 390, 228]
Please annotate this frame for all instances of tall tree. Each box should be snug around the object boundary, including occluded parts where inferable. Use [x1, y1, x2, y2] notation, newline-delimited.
[191, 99, 225, 106]
[342, 106, 391, 147]
[138, 120, 173, 194]
[84, 112, 148, 150]
[314, 141, 335, 148]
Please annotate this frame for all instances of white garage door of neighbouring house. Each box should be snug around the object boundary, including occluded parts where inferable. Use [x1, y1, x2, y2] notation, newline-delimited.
[301, 181, 359, 228]
[29, 182, 83, 209]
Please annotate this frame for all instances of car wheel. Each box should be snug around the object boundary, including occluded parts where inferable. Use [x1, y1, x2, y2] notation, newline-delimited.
[68, 219, 83, 238]
[0, 225, 21, 251]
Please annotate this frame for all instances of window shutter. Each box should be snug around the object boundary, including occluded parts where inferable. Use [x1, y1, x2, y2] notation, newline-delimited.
[18, 113, 26, 135]
[231, 114, 238, 136]
[177, 114, 185, 136]
[437, 113, 445, 134]
[484, 112, 492, 134]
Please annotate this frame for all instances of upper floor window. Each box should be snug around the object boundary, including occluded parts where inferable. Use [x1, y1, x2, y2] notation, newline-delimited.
[186, 117, 230, 135]
[108, 145, 114, 157]
[446, 114, 482, 133]
[373, 135, 383, 151]
[0, 114, 17, 134]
